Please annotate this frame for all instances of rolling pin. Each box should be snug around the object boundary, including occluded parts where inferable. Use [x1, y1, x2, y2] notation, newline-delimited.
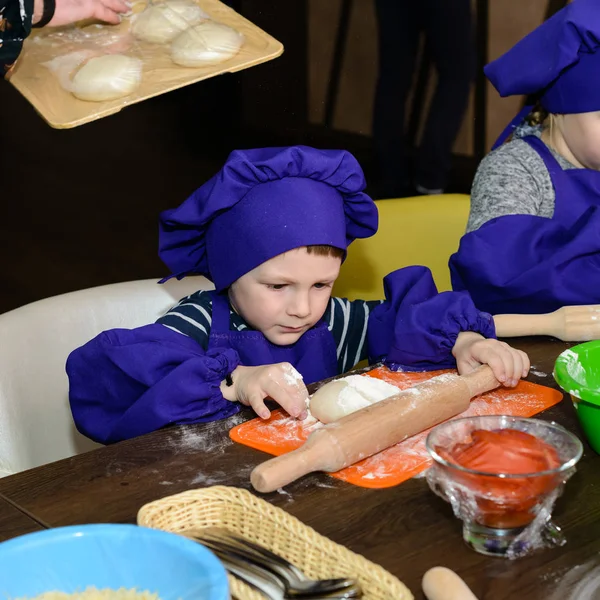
[422, 567, 479, 600]
[494, 305, 600, 341]
[250, 366, 500, 493]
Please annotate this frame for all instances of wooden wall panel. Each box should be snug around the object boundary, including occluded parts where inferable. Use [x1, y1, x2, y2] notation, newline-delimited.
[308, 0, 551, 154]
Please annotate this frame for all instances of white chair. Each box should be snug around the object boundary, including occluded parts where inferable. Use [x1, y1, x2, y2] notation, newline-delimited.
[0, 276, 213, 477]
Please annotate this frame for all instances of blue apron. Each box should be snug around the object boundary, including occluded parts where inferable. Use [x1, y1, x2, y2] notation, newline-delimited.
[450, 135, 600, 314]
[208, 292, 339, 384]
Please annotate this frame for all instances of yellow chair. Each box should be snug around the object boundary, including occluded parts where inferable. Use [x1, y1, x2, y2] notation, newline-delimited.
[333, 194, 471, 300]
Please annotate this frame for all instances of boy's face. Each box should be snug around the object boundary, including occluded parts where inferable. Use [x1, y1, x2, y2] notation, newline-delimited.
[229, 248, 342, 345]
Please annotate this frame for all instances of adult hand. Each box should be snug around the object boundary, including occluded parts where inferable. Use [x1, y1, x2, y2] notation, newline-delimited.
[33, 0, 130, 27]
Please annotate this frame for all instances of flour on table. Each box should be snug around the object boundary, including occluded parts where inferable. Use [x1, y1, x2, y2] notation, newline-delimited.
[167, 412, 246, 454]
[548, 561, 600, 600]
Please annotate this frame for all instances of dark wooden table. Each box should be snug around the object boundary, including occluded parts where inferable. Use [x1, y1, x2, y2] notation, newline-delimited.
[0, 494, 45, 541]
[1, 338, 599, 599]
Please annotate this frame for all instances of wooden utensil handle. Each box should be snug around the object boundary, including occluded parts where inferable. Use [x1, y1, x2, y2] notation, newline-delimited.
[493, 312, 558, 338]
[422, 567, 479, 600]
[495, 305, 600, 342]
[250, 431, 330, 493]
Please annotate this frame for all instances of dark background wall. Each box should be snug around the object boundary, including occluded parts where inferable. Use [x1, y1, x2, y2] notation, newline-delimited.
[0, 0, 563, 314]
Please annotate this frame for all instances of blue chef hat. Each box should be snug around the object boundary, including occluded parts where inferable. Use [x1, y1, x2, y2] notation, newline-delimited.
[486, 0, 600, 114]
[158, 146, 379, 292]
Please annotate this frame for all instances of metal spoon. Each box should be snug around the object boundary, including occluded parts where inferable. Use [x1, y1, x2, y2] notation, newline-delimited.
[187, 529, 362, 598]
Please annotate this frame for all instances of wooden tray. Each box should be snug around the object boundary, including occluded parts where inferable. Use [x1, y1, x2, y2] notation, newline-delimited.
[230, 366, 564, 489]
[9, 0, 283, 128]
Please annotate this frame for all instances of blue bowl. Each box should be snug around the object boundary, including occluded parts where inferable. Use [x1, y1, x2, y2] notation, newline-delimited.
[0, 524, 229, 599]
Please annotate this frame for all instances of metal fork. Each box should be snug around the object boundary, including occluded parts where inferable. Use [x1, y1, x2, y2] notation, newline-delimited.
[217, 550, 360, 600]
[193, 527, 361, 598]
[186, 527, 362, 599]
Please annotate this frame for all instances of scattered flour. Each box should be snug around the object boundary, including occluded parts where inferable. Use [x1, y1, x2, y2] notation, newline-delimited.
[104, 462, 123, 477]
[562, 349, 588, 386]
[189, 471, 226, 486]
[282, 364, 304, 387]
[169, 427, 230, 454]
[187, 462, 255, 488]
[276, 487, 293, 500]
[314, 481, 337, 489]
[547, 561, 600, 600]
[167, 412, 247, 454]
[531, 369, 548, 378]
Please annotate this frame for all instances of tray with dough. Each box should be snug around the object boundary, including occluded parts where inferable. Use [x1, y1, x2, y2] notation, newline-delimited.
[9, 0, 283, 129]
[229, 366, 564, 489]
[137, 485, 413, 600]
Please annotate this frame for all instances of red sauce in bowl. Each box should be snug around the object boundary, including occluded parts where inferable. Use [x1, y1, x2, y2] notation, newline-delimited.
[436, 429, 561, 528]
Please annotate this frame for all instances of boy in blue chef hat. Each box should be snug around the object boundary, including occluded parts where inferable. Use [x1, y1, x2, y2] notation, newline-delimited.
[451, 0, 600, 315]
[67, 146, 529, 444]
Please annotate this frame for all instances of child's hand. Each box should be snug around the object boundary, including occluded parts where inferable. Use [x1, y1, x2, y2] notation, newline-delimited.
[220, 363, 309, 420]
[452, 331, 530, 387]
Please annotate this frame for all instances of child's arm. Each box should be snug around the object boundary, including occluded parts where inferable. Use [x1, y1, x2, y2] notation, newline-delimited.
[466, 142, 548, 233]
[451, 207, 600, 314]
[156, 292, 311, 420]
[367, 266, 529, 385]
[67, 323, 240, 444]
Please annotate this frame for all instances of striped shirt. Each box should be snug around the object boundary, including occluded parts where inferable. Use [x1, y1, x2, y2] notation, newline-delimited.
[157, 291, 382, 374]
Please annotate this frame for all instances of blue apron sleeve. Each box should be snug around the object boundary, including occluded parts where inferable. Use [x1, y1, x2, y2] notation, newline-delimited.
[67, 324, 241, 444]
[367, 266, 495, 370]
[450, 209, 600, 314]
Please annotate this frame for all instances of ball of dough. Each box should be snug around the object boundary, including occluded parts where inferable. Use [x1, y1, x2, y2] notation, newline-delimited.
[71, 54, 142, 102]
[170, 21, 243, 67]
[309, 375, 400, 424]
[133, 0, 208, 44]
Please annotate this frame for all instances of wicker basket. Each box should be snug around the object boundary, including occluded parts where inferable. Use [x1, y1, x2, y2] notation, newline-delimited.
[137, 486, 413, 600]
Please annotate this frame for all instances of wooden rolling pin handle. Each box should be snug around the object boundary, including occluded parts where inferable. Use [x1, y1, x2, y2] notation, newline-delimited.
[461, 365, 501, 398]
[494, 305, 600, 342]
[493, 311, 559, 339]
[422, 566, 479, 600]
[250, 435, 329, 493]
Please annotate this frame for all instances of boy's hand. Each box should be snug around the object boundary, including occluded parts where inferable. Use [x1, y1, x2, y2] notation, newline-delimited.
[220, 363, 309, 420]
[452, 332, 530, 387]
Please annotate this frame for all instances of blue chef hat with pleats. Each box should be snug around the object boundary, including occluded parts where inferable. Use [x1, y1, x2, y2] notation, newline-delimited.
[486, 0, 600, 114]
[159, 146, 379, 291]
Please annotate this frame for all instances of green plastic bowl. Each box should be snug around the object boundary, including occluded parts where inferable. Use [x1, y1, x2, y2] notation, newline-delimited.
[554, 340, 600, 453]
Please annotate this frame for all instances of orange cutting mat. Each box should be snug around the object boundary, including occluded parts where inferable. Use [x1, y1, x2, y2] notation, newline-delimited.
[229, 366, 564, 489]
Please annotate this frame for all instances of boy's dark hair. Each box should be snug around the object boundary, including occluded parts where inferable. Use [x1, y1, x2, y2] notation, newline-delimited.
[305, 245, 345, 259]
